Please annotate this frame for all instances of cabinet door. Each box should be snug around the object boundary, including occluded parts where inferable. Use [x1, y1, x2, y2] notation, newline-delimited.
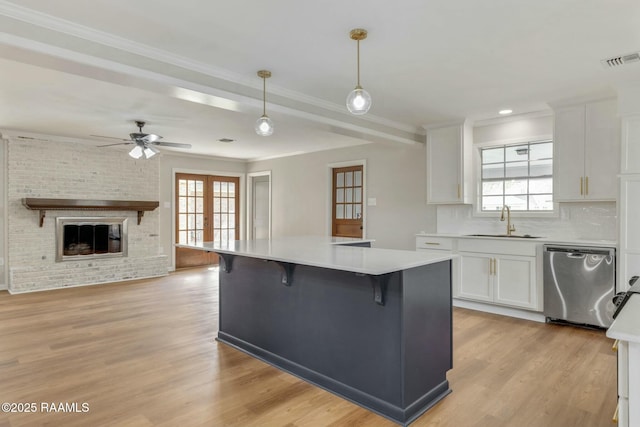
[554, 105, 586, 201]
[458, 253, 493, 302]
[427, 126, 463, 204]
[584, 99, 619, 200]
[493, 255, 537, 310]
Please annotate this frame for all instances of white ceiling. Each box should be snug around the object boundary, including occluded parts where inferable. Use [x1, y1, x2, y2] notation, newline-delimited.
[0, 0, 639, 160]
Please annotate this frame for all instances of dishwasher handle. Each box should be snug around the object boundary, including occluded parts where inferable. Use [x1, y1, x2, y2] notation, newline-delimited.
[544, 246, 613, 256]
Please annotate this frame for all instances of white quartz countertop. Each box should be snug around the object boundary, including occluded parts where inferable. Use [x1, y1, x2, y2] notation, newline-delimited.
[176, 236, 454, 275]
[416, 233, 616, 247]
[607, 294, 640, 343]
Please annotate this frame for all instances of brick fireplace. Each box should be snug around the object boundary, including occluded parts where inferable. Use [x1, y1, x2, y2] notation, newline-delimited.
[7, 137, 168, 293]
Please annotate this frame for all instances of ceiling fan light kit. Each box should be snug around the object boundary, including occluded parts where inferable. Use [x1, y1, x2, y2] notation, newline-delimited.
[255, 70, 274, 136]
[346, 28, 372, 115]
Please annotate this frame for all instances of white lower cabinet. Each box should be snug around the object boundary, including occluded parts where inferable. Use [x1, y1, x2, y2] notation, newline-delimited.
[456, 238, 540, 311]
[459, 252, 537, 310]
[417, 235, 541, 312]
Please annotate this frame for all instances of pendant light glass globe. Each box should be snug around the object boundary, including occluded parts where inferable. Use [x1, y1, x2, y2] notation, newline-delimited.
[255, 114, 274, 136]
[346, 86, 372, 115]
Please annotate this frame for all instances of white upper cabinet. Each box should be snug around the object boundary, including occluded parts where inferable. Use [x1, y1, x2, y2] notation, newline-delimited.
[553, 99, 620, 201]
[426, 122, 472, 204]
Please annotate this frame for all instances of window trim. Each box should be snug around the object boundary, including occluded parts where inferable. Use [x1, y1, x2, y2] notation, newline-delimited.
[472, 138, 559, 218]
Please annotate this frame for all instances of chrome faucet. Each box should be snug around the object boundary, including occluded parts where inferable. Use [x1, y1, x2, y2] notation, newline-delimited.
[500, 205, 516, 236]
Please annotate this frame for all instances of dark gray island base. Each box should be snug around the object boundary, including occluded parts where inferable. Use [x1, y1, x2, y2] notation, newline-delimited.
[215, 254, 452, 426]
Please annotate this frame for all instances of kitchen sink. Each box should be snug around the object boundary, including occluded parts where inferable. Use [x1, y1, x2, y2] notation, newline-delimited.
[465, 234, 542, 239]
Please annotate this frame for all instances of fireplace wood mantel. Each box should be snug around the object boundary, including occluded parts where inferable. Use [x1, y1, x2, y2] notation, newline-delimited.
[22, 198, 160, 227]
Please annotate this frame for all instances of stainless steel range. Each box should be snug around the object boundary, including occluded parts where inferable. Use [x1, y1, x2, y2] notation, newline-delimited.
[543, 245, 616, 328]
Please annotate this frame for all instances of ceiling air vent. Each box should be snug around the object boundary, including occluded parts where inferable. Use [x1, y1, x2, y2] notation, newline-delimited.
[217, 138, 235, 143]
[601, 52, 640, 68]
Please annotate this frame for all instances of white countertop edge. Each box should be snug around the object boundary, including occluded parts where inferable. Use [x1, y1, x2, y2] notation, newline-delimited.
[176, 238, 455, 275]
[416, 233, 616, 247]
[607, 294, 640, 343]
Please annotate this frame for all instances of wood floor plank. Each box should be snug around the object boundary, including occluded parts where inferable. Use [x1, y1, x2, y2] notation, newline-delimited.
[0, 268, 616, 426]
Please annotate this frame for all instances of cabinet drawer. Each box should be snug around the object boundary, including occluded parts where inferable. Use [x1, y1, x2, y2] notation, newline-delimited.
[416, 236, 454, 251]
[457, 238, 537, 256]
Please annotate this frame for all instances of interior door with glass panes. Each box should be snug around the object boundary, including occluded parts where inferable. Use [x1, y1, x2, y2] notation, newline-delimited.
[332, 165, 363, 238]
[175, 173, 240, 269]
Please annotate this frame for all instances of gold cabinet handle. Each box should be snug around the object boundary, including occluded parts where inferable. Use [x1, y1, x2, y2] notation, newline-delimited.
[585, 176, 589, 195]
[423, 242, 441, 246]
[612, 339, 619, 352]
[613, 402, 619, 423]
[457, 184, 461, 199]
[580, 177, 583, 195]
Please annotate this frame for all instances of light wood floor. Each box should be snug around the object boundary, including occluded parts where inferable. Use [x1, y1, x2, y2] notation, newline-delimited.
[0, 268, 616, 427]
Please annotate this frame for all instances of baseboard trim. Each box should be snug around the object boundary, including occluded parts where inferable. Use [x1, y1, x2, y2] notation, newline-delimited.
[453, 298, 545, 323]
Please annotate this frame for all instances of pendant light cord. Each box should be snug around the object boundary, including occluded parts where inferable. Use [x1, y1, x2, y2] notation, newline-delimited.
[262, 75, 267, 116]
[356, 39, 361, 88]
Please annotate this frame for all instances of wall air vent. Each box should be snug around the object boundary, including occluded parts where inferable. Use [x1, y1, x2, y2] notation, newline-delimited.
[601, 52, 640, 68]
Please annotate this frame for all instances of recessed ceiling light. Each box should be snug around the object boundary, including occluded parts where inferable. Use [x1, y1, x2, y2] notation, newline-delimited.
[499, 109, 513, 115]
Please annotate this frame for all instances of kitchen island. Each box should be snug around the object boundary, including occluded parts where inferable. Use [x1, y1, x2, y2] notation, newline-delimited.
[177, 237, 454, 425]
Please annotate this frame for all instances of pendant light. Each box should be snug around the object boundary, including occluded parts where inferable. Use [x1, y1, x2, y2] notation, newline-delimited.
[346, 28, 372, 115]
[255, 70, 274, 136]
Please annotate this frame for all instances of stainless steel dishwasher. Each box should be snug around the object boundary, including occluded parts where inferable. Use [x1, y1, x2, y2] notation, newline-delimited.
[543, 245, 616, 328]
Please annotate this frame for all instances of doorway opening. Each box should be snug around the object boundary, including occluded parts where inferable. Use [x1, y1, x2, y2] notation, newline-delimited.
[247, 171, 271, 240]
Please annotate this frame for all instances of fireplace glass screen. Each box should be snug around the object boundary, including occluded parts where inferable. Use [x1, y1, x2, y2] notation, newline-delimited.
[56, 217, 128, 261]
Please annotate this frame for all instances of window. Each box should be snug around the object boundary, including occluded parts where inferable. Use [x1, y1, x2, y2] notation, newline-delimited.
[480, 141, 553, 212]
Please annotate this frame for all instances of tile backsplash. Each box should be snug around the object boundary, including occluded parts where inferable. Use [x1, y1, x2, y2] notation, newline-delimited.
[436, 202, 616, 241]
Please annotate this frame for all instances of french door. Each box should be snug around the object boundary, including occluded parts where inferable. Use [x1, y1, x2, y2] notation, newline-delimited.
[175, 173, 240, 269]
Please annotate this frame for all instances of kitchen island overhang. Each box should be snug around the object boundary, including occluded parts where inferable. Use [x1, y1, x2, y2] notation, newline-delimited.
[178, 237, 454, 426]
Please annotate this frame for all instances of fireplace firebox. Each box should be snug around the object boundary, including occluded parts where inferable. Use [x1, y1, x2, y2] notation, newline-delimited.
[56, 217, 128, 262]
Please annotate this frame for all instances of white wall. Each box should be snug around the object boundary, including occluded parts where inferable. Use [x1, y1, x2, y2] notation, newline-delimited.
[248, 142, 435, 250]
[7, 138, 167, 292]
[159, 153, 247, 270]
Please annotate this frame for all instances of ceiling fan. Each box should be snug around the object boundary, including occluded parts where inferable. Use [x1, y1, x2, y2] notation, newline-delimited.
[96, 121, 192, 159]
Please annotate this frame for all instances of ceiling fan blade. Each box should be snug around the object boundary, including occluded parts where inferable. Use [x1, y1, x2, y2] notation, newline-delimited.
[97, 142, 134, 147]
[91, 134, 130, 141]
[151, 141, 192, 149]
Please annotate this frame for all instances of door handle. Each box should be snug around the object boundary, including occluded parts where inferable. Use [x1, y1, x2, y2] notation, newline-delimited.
[580, 177, 583, 195]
